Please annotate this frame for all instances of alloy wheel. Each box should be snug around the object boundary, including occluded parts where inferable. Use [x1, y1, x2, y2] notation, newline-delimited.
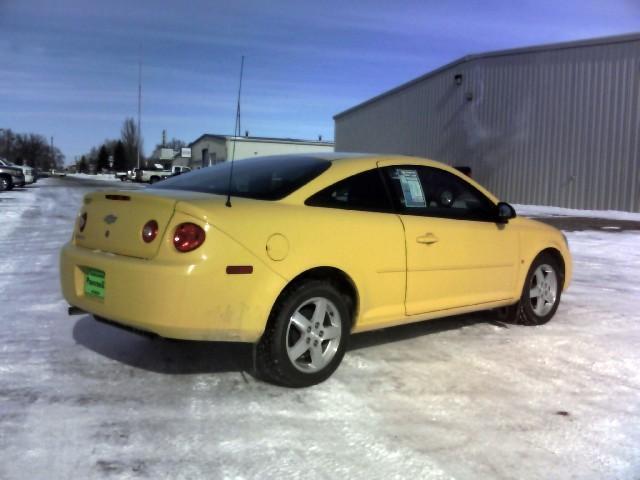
[285, 297, 342, 372]
[529, 264, 558, 317]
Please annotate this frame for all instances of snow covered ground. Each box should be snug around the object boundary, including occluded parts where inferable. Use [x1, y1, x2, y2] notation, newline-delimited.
[68, 173, 125, 182]
[1, 177, 639, 479]
[513, 203, 640, 222]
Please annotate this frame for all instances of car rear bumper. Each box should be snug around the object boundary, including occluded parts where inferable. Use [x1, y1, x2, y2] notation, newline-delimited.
[59, 238, 286, 343]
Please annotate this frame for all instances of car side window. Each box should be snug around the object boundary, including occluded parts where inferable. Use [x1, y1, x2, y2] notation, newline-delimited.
[305, 168, 393, 213]
[382, 165, 496, 221]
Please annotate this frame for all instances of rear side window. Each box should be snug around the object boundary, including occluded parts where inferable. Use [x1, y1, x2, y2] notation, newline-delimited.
[153, 155, 331, 200]
[306, 169, 392, 212]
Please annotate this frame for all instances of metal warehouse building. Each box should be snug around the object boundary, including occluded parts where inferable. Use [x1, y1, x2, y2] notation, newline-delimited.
[335, 33, 640, 212]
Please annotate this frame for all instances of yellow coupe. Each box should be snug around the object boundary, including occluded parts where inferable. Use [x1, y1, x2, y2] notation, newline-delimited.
[60, 154, 572, 387]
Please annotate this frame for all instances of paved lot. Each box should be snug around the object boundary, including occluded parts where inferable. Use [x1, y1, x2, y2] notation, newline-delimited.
[1, 177, 639, 480]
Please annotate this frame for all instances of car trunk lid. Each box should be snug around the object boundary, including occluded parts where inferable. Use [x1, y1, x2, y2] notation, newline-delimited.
[75, 191, 178, 259]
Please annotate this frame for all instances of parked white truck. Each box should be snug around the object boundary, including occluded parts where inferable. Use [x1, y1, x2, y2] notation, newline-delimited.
[133, 164, 191, 184]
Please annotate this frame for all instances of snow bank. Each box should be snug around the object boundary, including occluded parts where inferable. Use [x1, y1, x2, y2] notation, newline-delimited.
[514, 204, 640, 221]
[67, 173, 122, 182]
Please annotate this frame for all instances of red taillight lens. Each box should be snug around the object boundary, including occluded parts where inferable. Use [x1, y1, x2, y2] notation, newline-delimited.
[173, 223, 206, 252]
[142, 220, 158, 243]
[78, 212, 87, 232]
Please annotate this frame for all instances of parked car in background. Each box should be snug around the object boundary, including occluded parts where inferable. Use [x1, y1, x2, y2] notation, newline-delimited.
[60, 153, 572, 387]
[117, 166, 188, 181]
[0, 158, 36, 184]
[134, 163, 173, 184]
[171, 166, 191, 176]
[0, 163, 26, 191]
[127, 168, 141, 181]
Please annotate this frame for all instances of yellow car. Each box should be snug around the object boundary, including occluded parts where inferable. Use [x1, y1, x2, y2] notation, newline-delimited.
[60, 154, 572, 387]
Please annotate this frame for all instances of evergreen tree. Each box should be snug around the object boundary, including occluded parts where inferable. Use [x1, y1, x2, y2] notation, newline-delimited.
[97, 145, 109, 172]
[78, 156, 88, 174]
[113, 141, 127, 171]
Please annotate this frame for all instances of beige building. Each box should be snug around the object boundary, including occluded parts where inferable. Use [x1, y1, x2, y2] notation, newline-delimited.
[187, 134, 334, 169]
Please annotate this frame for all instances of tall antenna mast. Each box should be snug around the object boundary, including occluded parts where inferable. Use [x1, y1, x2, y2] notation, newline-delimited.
[226, 55, 245, 208]
[137, 50, 142, 169]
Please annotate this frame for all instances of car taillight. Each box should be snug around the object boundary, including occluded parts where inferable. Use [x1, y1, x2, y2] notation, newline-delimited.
[173, 223, 205, 252]
[142, 220, 158, 243]
[78, 212, 87, 232]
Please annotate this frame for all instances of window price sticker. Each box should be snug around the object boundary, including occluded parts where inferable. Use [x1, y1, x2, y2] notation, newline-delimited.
[396, 169, 426, 208]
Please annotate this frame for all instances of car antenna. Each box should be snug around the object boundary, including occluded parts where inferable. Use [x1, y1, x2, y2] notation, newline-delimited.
[226, 55, 244, 208]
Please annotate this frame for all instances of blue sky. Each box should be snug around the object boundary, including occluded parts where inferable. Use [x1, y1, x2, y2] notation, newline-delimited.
[1, 0, 638, 163]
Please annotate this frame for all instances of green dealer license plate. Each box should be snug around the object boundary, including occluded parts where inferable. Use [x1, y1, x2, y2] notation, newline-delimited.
[84, 268, 105, 299]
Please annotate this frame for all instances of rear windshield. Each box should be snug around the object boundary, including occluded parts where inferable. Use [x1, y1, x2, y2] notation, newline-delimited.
[152, 155, 331, 200]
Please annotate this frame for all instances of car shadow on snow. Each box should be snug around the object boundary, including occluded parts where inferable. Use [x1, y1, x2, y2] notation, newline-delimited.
[72, 315, 253, 375]
[73, 312, 508, 375]
[349, 312, 507, 351]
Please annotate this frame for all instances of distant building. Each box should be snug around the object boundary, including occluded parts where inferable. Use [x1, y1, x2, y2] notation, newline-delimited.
[188, 134, 334, 169]
[147, 146, 179, 167]
[335, 33, 640, 212]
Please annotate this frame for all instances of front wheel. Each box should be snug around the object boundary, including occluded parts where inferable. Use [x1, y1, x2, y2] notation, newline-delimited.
[498, 252, 563, 326]
[256, 280, 350, 387]
[0, 176, 10, 192]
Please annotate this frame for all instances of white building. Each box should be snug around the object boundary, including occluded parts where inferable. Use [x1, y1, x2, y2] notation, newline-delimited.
[187, 134, 334, 169]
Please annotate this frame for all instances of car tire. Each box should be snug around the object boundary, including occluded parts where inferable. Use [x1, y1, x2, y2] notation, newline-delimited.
[497, 252, 563, 326]
[256, 280, 351, 387]
[0, 176, 10, 192]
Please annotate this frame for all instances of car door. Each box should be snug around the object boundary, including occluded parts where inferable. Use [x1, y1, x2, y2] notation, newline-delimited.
[305, 168, 407, 329]
[379, 163, 519, 315]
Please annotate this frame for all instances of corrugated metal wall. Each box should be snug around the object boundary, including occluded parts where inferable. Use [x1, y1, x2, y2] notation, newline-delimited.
[335, 36, 640, 212]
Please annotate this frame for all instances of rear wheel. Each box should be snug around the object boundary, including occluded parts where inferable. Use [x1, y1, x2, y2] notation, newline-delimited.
[256, 280, 350, 387]
[497, 252, 563, 326]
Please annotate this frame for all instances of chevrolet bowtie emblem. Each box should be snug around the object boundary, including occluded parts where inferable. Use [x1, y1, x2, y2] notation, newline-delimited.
[103, 214, 118, 224]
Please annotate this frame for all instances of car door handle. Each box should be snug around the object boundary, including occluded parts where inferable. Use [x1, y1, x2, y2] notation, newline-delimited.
[416, 233, 439, 245]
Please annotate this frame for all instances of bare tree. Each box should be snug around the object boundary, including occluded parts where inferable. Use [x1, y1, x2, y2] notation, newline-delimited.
[157, 137, 186, 151]
[120, 117, 143, 169]
[0, 129, 63, 170]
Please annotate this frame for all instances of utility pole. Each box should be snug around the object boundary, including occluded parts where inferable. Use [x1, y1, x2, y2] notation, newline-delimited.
[50, 136, 54, 170]
[137, 51, 142, 169]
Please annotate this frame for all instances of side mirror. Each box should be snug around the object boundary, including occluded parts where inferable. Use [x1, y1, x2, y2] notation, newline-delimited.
[496, 202, 516, 224]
